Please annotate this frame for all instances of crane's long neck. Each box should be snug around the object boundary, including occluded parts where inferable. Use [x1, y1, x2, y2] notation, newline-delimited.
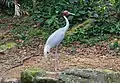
[63, 16, 69, 32]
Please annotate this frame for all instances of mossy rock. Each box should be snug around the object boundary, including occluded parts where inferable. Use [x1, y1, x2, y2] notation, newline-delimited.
[21, 68, 120, 83]
[21, 68, 61, 83]
[21, 68, 46, 83]
[59, 68, 120, 83]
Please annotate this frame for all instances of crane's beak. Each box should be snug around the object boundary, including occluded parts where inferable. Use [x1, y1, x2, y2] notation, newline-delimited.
[68, 12, 75, 16]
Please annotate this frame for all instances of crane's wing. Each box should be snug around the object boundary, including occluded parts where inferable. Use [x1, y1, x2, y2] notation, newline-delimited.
[45, 28, 65, 48]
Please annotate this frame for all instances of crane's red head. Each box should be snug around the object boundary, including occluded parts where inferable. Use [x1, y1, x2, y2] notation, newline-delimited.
[63, 10, 75, 16]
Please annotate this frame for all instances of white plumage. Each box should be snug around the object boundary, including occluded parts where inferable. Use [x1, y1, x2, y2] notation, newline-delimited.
[44, 10, 75, 57]
[43, 10, 75, 71]
[44, 15, 69, 57]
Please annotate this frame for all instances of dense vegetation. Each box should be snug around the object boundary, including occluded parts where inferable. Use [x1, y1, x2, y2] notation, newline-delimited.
[0, 0, 120, 47]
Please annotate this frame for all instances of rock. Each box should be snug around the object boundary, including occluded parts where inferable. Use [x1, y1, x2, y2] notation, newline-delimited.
[59, 68, 120, 83]
[1, 78, 20, 83]
[21, 68, 46, 83]
[21, 68, 62, 83]
[33, 77, 59, 83]
[21, 68, 120, 83]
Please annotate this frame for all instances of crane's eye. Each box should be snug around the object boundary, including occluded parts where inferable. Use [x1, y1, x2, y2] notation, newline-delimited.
[47, 52, 49, 54]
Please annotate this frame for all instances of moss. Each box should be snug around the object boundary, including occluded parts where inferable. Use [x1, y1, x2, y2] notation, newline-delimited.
[103, 69, 114, 73]
[21, 68, 46, 83]
[0, 42, 16, 52]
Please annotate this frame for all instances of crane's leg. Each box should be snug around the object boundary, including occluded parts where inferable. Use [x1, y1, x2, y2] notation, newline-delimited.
[55, 45, 59, 71]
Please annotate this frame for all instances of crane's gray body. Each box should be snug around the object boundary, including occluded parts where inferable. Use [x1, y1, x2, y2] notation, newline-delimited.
[45, 28, 65, 48]
[44, 11, 75, 71]
[44, 15, 70, 57]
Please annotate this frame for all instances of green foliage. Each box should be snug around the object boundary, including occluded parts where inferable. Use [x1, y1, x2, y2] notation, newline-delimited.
[10, 25, 49, 46]
[1, 0, 119, 46]
[0, 42, 16, 52]
[109, 39, 120, 51]
[22, 0, 119, 45]
[65, 21, 120, 45]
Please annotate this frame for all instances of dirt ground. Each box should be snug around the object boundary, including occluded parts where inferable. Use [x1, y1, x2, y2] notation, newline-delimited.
[0, 38, 120, 79]
[0, 17, 120, 79]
